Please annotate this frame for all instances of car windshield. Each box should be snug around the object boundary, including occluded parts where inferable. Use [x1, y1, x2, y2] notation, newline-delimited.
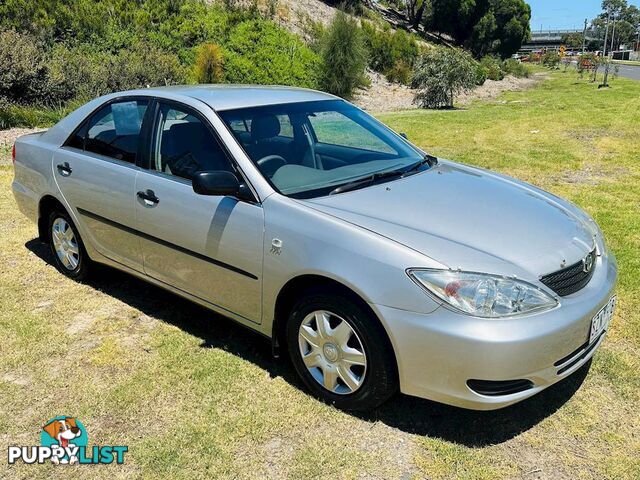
[218, 100, 425, 198]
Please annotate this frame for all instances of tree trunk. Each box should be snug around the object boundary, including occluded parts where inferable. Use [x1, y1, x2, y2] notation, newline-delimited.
[411, 1, 426, 30]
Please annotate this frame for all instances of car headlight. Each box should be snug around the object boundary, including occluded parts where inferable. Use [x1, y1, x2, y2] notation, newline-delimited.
[407, 269, 558, 318]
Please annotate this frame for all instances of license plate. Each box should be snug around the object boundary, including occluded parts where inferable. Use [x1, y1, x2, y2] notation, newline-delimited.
[589, 296, 616, 344]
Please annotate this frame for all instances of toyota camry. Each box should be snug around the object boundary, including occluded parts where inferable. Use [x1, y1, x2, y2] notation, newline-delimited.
[11, 85, 617, 410]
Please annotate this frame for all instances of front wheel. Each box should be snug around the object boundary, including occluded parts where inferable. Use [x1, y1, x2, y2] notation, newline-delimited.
[48, 209, 91, 280]
[286, 290, 398, 411]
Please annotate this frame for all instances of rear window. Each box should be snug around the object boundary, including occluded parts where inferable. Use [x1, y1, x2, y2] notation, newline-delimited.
[67, 99, 149, 163]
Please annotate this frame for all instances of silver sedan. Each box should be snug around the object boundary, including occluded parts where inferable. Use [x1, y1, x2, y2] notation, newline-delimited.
[12, 86, 617, 410]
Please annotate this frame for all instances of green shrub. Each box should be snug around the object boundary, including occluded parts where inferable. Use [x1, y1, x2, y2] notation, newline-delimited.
[319, 11, 368, 98]
[110, 43, 187, 91]
[46, 42, 186, 102]
[224, 20, 320, 88]
[479, 55, 504, 81]
[411, 47, 477, 109]
[0, 102, 69, 129]
[361, 21, 420, 84]
[194, 43, 224, 83]
[542, 51, 561, 69]
[502, 58, 530, 78]
[362, 22, 393, 73]
[577, 53, 600, 82]
[386, 60, 412, 85]
[474, 63, 487, 85]
[0, 29, 49, 104]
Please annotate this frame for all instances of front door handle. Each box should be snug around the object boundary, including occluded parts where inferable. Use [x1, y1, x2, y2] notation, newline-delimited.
[56, 162, 72, 176]
[137, 189, 159, 206]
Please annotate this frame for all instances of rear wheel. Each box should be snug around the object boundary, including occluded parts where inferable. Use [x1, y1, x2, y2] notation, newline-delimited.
[48, 209, 91, 280]
[286, 289, 397, 411]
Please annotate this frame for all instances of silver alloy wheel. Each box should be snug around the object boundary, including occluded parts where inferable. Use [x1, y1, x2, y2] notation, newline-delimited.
[51, 217, 79, 270]
[298, 310, 367, 395]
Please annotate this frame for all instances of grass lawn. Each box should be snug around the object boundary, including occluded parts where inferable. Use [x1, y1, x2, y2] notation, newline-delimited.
[1, 71, 639, 479]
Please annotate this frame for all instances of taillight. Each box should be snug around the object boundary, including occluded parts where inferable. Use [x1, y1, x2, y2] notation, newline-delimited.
[12, 144, 16, 165]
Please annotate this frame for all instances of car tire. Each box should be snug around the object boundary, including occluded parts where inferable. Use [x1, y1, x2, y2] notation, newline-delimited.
[48, 208, 91, 280]
[286, 288, 398, 411]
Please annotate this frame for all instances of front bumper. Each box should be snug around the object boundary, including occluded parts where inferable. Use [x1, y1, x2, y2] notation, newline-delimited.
[372, 250, 617, 410]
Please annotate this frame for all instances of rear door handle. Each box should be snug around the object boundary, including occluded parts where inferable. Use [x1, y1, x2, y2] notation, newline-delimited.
[137, 189, 159, 206]
[56, 162, 72, 176]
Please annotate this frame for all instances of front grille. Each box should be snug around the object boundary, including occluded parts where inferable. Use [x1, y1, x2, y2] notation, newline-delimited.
[467, 379, 534, 396]
[540, 249, 596, 296]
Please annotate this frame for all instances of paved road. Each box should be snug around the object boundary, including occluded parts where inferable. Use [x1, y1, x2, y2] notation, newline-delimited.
[615, 64, 640, 80]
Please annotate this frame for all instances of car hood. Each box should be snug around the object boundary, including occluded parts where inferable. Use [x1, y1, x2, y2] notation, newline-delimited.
[301, 161, 595, 277]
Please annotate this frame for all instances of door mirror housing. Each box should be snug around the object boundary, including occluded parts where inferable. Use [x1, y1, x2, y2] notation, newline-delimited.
[192, 171, 241, 197]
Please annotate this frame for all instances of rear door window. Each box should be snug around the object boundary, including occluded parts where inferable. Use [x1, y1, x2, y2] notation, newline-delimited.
[78, 99, 149, 163]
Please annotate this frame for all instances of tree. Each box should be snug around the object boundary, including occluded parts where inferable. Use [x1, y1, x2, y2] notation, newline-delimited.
[319, 11, 368, 98]
[426, 0, 531, 58]
[561, 32, 584, 48]
[488, 0, 531, 58]
[469, 11, 497, 57]
[411, 46, 477, 108]
[427, 0, 481, 43]
[406, 0, 428, 29]
[591, 0, 640, 49]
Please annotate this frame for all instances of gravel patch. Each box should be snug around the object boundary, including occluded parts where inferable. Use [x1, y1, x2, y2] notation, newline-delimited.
[457, 73, 547, 105]
[353, 71, 416, 112]
[0, 127, 45, 148]
[354, 72, 548, 113]
[0, 128, 45, 166]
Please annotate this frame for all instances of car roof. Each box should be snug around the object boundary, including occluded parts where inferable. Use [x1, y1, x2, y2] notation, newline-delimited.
[123, 85, 339, 111]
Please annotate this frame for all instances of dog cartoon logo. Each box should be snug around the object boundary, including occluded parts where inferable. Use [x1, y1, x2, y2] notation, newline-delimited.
[40, 416, 87, 464]
[8, 416, 127, 465]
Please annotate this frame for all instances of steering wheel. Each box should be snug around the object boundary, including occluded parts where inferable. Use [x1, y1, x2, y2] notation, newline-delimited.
[257, 155, 287, 177]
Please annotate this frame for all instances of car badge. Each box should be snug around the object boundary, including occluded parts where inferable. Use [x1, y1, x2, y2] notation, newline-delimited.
[270, 238, 283, 255]
[583, 252, 594, 273]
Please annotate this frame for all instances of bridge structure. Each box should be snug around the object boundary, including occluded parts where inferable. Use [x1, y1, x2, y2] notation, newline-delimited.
[521, 28, 598, 52]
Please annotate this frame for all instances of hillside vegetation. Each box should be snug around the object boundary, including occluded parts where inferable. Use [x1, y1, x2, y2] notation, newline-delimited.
[0, 0, 538, 128]
[0, 1, 319, 109]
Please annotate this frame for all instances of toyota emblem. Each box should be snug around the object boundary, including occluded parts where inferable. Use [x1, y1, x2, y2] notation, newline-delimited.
[583, 252, 594, 273]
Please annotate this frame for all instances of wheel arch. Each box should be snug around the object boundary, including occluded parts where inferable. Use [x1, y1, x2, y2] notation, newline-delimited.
[272, 274, 399, 377]
[37, 195, 67, 242]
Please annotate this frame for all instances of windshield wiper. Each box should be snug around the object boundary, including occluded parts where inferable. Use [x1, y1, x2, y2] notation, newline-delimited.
[328, 154, 438, 195]
[329, 169, 406, 195]
[401, 154, 438, 177]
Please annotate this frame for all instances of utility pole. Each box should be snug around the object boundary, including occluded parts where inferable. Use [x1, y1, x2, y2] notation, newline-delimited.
[603, 12, 610, 55]
[610, 16, 617, 52]
[601, 12, 611, 88]
[582, 18, 587, 53]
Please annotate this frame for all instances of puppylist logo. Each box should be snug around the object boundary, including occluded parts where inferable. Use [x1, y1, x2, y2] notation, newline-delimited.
[7, 416, 128, 465]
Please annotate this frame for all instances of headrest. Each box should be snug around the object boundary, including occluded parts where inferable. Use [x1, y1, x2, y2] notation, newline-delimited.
[251, 114, 280, 142]
[168, 122, 207, 144]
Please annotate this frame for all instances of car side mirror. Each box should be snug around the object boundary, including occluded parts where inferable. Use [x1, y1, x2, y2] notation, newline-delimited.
[192, 171, 241, 197]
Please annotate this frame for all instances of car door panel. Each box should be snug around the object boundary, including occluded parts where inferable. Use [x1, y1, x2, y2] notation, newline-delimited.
[135, 171, 264, 322]
[52, 98, 151, 271]
[53, 148, 143, 271]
